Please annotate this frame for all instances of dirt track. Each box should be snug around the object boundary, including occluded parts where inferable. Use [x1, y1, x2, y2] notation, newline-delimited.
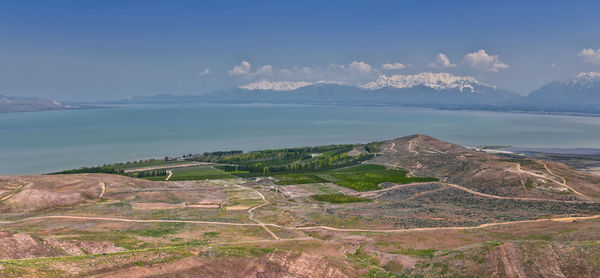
[355, 180, 596, 203]
[1, 214, 599, 235]
[235, 183, 280, 240]
[538, 161, 589, 198]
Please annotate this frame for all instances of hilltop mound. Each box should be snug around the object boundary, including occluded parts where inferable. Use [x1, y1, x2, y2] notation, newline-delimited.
[0, 174, 155, 212]
[368, 134, 600, 200]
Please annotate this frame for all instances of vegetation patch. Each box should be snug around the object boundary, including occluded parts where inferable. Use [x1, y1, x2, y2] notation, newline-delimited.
[324, 165, 438, 191]
[392, 248, 438, 259]
[133, 222, 186, 238]
[311, 193, 372, 204]
[166, 166, 234, 181]
[273, 173, 329, 185]
[214, 246, 275, 258]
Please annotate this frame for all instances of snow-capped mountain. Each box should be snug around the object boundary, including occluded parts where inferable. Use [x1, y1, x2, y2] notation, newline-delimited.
[553, 72, 600, 90]
[239, 80, 313, 91]
[200, 72, 517, 108]
[239, 80, 345, 91]
[525, 72, 600, 113]
[360, 72, 496, 93]
[239, 73, 496, 94]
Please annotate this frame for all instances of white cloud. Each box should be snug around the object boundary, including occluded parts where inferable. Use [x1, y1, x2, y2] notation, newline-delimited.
[551, 62, 557, 68]
[381, 62, 407, 70]
[463, 49, 509, 72]
[579, 48, 600, 64]
[428, 53, 456, 69]
[255, 65, 273, 75]
[348, 61, 373, 73]
[197, 68, 211, 76]
[228, 61, 252, 76]
[229, 60, 377, 85]
[228, 61, 273, 78]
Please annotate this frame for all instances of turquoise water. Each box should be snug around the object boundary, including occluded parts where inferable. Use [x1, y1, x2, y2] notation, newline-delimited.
[2, 103, 600, 174]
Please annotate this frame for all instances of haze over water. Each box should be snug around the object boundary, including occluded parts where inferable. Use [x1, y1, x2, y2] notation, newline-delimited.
[2, 103, 600, 174]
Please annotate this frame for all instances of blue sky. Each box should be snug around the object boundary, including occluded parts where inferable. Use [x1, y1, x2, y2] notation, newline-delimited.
[1, 0, 600, 101]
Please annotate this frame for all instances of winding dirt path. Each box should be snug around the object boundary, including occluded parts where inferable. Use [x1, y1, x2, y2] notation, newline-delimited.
[234, 184, 280, 240]
[354, 180, 595, 204]
[98, 182, 106, 199]
[0, 182, 31, 202]
[538, 161, 589, 199]
[293, 214, 600, 233]
[407, 137, 418, 155]
[1, 214, 599, 234]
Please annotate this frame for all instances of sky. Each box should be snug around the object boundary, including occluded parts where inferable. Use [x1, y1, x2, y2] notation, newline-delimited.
[1, 0, 600, 101]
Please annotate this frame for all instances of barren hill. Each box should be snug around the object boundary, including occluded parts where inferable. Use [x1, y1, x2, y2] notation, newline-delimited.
[368, 134, 600, 201]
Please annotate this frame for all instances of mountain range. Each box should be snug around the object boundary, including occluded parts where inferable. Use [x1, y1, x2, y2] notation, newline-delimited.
[523, 72, 600, 112]
[115, 72, 600, 113]
[6, 72, 600, 114]
[0, 95, 78, 113]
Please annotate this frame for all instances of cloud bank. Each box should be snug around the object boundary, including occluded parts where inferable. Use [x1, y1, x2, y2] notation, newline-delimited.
[463, 50, 509, 72]
[381, 62, 407, 70]
[579, 48, 600, 65]
[428, 53, 456, 69]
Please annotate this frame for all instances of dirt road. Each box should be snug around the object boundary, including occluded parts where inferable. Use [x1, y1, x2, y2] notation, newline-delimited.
[235, 183, 280, 240]
[2, 214, 599, 235]
[355, 180, 595, 203]
[538, 161, 589, 199]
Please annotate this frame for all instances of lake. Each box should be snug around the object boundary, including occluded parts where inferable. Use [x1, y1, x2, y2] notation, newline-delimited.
[2, 103, 600, 174]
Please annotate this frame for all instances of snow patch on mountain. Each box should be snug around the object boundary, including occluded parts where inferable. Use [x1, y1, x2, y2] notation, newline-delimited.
[360, 72, 495, 93]
[557, 72, 600, 90]
[239, 80, 344, 91]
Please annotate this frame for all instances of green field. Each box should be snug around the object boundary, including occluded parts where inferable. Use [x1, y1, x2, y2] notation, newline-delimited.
[311, 193, 372, 203]
[273, 164, 437, 191]
[273, 173, 329, 185]
[167, 166, 235, 181]
[325, 164, 438, 191]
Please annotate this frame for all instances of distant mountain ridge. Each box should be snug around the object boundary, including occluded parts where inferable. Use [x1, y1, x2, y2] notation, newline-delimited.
[110, 72, 600, 114]
[359, 72, 495, 93]
[0, 95, 77, 113]
[523, 72, 600, 113]
[197, 72, 519, 109]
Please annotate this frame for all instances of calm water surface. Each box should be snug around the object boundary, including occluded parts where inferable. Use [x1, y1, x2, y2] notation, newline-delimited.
[2, 103, 600, 174]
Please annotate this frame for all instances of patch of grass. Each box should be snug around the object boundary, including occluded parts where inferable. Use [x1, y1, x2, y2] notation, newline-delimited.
[392, 248, 438, 259]
[383, 261, 404, 274]
[324, 164, 438, 191]
[214, 246, 274, 258]
[366, 269, 406, 278]
[133, 222, 185, 238]
[348, 246, 380, 268]
[273, 173, 329, 185]
[522, 233, 554, 241]
[311, 193, 372, 204]
[204, 232, 220, 238]
[167, 166, 234, 181]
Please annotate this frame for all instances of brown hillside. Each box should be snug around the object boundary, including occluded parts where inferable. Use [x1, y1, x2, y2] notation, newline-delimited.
[368, 134, 600, 201]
